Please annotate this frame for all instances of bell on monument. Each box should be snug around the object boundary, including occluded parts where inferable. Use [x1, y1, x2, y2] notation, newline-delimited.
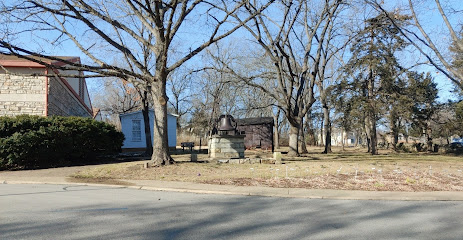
[218, 115, 235, 131]
[208, 114, 245, 159]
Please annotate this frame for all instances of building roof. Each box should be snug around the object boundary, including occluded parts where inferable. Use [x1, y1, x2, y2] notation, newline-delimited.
[0, 54, 80, 68]
[237, 117, 274, 126]
[119, 109, 178, 118]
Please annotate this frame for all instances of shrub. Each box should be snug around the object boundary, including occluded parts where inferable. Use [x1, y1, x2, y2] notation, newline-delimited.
[444, 142, 463, 155]
[0, 115, 124, 170]
[413, 143, 425, 152]
[395, 143, 411, 153]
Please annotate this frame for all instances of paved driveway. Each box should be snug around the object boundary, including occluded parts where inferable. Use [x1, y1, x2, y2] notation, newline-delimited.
[1, 184, 462, 240]
[0, 165, 93, 183]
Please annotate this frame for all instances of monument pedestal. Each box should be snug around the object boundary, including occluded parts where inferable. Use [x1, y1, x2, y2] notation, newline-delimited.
[208, 135, 245, 159]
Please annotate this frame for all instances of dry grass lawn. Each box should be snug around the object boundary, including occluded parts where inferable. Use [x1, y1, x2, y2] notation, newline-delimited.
[72, 146, 463, 191]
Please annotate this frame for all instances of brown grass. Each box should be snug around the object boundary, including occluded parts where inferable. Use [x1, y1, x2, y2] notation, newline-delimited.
[71, 146, 463, 191]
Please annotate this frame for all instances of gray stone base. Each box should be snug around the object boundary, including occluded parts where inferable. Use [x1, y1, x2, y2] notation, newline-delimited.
[216, 158, 276, 164]
[208, 135, 245, 159]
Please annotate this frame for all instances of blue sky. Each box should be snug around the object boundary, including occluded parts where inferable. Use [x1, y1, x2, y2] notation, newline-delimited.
[2, 0, 460, 103]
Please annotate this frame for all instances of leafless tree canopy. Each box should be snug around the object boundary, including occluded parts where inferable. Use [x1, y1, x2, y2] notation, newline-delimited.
[0, 0, 271, 165]
[1, 0, 462, 161]
[370, 0, 463, 89]
[211, 0, 345, 156]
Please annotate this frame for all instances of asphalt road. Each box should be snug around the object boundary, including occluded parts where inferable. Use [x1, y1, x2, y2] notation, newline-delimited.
[1, 184, 462, 240]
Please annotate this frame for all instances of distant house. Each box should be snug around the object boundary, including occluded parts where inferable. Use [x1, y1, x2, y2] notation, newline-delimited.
[236, 117, 274, 151]
[119, 110, 177, 151]
[0, 54, 95, 118]
[331, 129, 357, 146]
[317, 128, 357, 147]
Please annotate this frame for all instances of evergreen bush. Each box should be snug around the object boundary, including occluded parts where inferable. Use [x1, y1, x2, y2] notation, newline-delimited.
[0, 115, 124, 170]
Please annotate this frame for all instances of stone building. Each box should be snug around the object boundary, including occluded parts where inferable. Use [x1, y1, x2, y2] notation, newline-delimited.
[0, 55, 93, 118]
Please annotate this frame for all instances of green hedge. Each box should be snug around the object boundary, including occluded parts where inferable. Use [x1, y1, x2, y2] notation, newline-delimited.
[0, 115, 124, 170]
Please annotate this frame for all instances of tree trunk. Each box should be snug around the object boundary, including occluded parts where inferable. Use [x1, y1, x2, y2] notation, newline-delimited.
[364, 116, 371, 153]
[393, 127, 399, 152]
[322, 105, 332, 154]
[174, 97, 182, 133]
[341, 129, 345, 151]
[367, 73, 378, 155]
[273, 110, 280, 150]
[141, 90, 153, 156]
[369, 113, 377, 155]
[319, 114, 324, 147]
[299, 117, 308, 154]
[391, 121, 399, 152]
[150, 81, 174, 166]
[366, 137, 371, 152]
[288, 124, 300, 157]
[393, 131, 399, 150]
[426, 121, 433, 152]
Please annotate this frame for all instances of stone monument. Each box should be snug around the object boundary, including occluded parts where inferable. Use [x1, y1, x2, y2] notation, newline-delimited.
[208, 115, 245, 159]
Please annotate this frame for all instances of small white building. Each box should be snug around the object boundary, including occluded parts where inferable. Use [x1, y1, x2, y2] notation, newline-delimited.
[317, 128, 357, 147]
[119, 110, 177, 150]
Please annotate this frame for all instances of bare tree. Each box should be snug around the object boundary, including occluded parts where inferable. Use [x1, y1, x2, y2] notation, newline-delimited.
[315, 7, 352, 154]
[0, 0, 271, 166]
[167, 68, 194, 131]
[205, 44, 285, 150]
[225, 0, 344, 156]
[370, 0, 463, 89]
[94, 79, 142, 115]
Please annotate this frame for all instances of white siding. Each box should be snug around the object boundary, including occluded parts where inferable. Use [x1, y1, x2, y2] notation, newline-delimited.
[120, 110, 177, 149]
[167, 114, 177, 147]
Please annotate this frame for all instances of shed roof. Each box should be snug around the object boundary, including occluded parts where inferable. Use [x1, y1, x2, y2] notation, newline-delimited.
[119, 109, 178, 118]
[237, 117, 274, 126]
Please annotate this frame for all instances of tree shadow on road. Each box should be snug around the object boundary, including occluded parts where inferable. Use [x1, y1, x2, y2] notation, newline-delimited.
[1, 187, 462, 239]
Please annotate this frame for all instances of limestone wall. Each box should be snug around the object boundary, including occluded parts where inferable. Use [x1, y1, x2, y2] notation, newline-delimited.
[0, 71, 46, 116]
[0, 67, 91, 118]
[47, 76, 92, 117]
[208, 135, 245, 159]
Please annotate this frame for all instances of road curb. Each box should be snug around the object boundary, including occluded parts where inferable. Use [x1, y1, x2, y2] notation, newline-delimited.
[1, 180, 127, 189]
[3, 179, 463, 201]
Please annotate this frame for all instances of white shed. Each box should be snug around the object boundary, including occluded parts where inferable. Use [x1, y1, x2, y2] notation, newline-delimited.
[119, 110, 177, 150]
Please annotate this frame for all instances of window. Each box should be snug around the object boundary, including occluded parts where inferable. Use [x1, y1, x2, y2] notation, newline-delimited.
[132, 120, 141, 142]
